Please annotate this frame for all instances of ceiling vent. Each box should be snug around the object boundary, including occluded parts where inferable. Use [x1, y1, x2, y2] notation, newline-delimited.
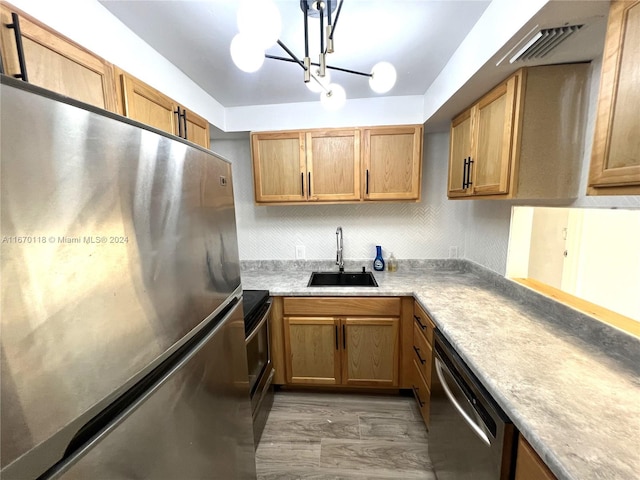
[503, 24, 584, 65]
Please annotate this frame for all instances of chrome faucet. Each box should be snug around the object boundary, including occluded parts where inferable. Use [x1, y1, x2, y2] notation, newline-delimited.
[336, 227, 344, 272]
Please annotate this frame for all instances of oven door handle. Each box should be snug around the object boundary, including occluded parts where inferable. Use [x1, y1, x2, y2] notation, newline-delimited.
[245, 300, 273, 344]
[435, 357, 491, 446]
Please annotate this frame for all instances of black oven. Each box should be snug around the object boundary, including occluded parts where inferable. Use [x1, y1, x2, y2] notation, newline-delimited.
[242, 290, 274, 446]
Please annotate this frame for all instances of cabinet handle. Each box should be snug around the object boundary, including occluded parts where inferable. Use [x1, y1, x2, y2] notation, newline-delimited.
[413, 346, 426, 365]
[342, 324, 346, 349]
[7, 13, 29, 82]
[365, 169, 369, 195]
[335, 325, 338, 350]
[181, 109, 187, 139]
[467, 158, 474, 188]
[413, 314, 427, 331]
[174, 107, 183, 138]
[300, 172, 305, 196]
[308, 172, 311, 196]
[462, 157, 468, 189]
[412, 386, 425, 407]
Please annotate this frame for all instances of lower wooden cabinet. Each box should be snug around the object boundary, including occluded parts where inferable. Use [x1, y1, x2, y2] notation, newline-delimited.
[284, 315, 400, 387]
[515, 436, 557, 480]
[411, 301, 436, 426]
[283, 316, 341, 385]
[278, 297, 403, 387]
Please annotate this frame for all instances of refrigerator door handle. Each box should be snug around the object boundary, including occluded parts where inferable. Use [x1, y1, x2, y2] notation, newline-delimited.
[44, 299, 243, 479]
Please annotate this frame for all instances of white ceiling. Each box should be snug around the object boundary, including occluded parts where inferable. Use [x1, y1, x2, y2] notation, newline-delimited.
[99, 0, 491, 107]
[99, 0, 609, 131]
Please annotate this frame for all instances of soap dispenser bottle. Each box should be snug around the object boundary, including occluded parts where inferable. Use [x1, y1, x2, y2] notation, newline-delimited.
[373, 246, 385, 271]
[387, 252, 398, 272]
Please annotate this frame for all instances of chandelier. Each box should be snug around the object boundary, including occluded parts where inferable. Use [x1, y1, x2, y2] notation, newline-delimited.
[230, 0, 397, 110]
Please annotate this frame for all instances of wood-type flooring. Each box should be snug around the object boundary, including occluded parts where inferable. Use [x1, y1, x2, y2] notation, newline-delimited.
[255, 390, 436, 479]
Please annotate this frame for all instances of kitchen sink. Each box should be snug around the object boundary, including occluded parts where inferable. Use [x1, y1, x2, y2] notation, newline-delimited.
[307, 271, 378, 287]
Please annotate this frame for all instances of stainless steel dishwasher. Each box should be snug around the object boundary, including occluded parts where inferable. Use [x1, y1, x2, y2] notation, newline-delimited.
[429, 330, 518, 480]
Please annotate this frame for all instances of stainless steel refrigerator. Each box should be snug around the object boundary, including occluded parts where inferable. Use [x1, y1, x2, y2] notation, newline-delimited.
[0, 76, 256, 479]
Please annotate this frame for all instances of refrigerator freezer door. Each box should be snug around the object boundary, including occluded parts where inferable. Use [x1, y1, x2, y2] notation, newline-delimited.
[0, 79, 242, 475]
[55, 301, 256, 480]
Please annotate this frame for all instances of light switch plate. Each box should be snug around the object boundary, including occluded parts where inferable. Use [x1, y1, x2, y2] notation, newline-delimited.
[295, 245, 306, 260]
[449, 246, 459, 259]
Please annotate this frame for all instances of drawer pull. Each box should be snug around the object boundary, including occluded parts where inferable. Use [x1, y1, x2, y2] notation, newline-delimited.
[414, 314, 427, 330]
[413, 346, 426, 365]
[412, 385, 425, 407]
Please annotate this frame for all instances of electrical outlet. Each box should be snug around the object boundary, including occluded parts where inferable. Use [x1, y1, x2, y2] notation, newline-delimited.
[449, 246, 459, 259]
[295, 245, 306, 260]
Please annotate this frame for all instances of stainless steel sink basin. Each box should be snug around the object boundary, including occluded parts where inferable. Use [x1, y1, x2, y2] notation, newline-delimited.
[307, 271, 378, 287]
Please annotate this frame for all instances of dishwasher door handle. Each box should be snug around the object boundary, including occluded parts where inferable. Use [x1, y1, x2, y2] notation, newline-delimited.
[435, 357, 491, 447]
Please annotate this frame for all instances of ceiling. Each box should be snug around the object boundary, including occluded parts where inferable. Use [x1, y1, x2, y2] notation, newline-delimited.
[99, 0, 611, 133]
[99, 0, 491, 107]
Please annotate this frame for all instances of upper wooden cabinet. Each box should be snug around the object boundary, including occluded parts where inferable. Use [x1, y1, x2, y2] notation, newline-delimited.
[448, 64, 589, 200]
[588, 0, 640, 195]
[118, 72, 210, 149]
[251, 129, 361, 203]
[0, 3, 117, 112]
[363, 125, 423, 201]
[251, 125, 422, 205]
[120, 72, 177, 136]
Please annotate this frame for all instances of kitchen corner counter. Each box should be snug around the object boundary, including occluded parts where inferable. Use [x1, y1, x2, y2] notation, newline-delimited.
[240, 260, 640, 480]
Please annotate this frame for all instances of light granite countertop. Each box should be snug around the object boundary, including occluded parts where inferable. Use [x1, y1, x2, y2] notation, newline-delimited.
[240, 259, 640, 480]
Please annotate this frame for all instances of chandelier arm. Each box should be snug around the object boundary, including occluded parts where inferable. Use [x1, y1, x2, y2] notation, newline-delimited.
[319, 3, 324, 54]
[325, 64, 372, 77]
[327, 0, 332, 25]
[303, 1, 309, 57]
[275, 40, 308, 70]
[265, 54, 372, 78]
[329, 0, 344, 40]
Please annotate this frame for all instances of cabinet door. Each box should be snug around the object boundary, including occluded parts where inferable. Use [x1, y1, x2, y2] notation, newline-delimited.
[0, 5, 117, 112]
[471, 75, 518, 195]
[341, 317, 399, 387]
[184, 108, 210, 149]
[515, 436, 556, 480]
[283, 317, 341, 385]
[588, 0, 640, 193]
[306, 129, 360, 201]
[251, 132, 306, 203]
[448, 109, 473, 197]
[363, 126, 423, 200]
[120, 73, 178, 136]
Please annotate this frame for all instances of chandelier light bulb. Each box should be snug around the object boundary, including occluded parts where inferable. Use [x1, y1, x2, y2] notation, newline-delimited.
[237, 0, 282, 49]
[230, 34, 265, 73]
[369, 61, 397, 93]
[306, 69, 331, 93]
[320, 83, 346, 111]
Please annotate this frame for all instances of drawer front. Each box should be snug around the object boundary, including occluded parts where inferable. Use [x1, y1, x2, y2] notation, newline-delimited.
[412, 322, 433, 387]
[413, 302, 435, 345]
[411, 358, 431, 426]
[284, 297, 401, 316]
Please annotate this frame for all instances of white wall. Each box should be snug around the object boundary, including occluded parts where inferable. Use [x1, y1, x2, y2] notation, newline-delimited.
[212, 132, 467, 262]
